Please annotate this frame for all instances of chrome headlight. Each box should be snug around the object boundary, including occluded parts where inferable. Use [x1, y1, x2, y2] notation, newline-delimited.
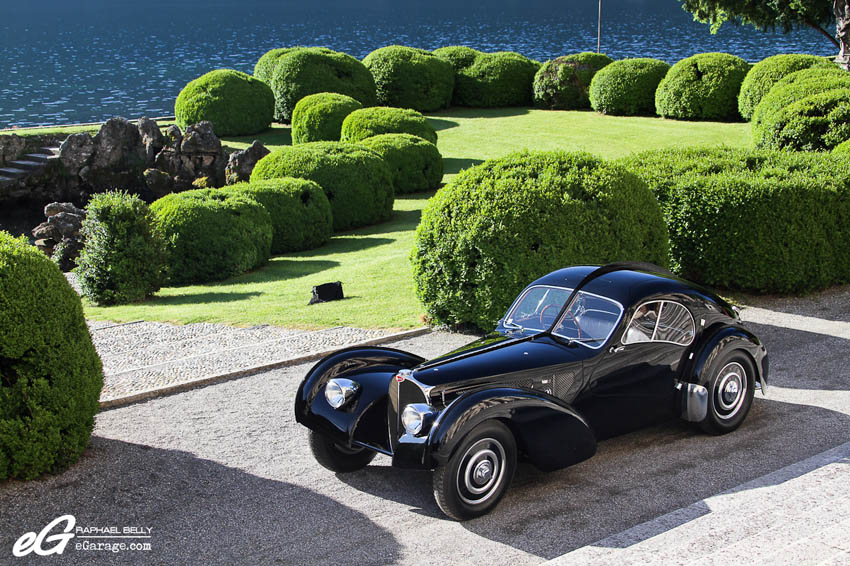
[401, 403, 436, 436]
[324, 378, 360, 409]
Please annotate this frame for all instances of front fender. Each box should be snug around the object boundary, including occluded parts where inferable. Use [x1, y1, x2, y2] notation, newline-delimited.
[426, 387, 597, 472]
[294, 346, 425, 449]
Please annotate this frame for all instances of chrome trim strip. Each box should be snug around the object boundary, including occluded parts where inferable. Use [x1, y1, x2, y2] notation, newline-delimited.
[677, 381, 708, 422]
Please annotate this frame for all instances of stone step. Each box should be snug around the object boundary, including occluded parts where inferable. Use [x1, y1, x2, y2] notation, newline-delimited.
[9, 159, 44, 171]
[0, 175, 14, 184]
[22, 153, 51, 163]
[40, 146, 61, 156]
[0, 167, 27, 177]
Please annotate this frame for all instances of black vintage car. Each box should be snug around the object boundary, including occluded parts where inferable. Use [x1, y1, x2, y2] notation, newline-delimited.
[295, 263, 768, 520]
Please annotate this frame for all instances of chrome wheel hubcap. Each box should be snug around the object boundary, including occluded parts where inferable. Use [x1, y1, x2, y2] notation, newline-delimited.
[457, 439, 505, 505]
[715, 362, 747, 419]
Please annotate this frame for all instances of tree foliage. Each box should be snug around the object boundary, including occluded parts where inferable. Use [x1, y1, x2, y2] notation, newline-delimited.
[679, 1, 838, 47]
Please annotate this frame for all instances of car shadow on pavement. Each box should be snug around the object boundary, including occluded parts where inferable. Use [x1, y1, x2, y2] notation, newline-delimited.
[0, 437, 401, 566]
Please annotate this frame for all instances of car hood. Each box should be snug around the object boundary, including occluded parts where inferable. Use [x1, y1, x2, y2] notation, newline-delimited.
[411, 332, 594, 387]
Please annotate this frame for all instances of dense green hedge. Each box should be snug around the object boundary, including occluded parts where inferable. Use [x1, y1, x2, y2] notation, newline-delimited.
[0, 232, 103, 480]
[175, 69, 274, 136]
[411, 151, 668, 329]
[737, 54, 832, 121]
[533, 52, 613, 110]
[833, 139, 850, 154]
[269, 47, 377, 122]
[340, 106, 437, 144]
[434, 46, 540, 107]
[363, 45, 455, 112]
[223, 178, 333, 253]
[76, 191, 166, 306]
[254, 47, 300, 85]
[589, 58, 670, 115]
[655, 53, 749, 121]
[150, 189, 272, 285]
[755, 89, 850, 151]
[250, 142, 393, 231]
[360, 133, 443, 194]
[751, 68, 850, 148]
[622, 147, 850, 293]
[291, 92, 363, 144]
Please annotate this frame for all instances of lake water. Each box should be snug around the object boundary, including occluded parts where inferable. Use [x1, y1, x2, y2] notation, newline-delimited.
[0, 1, 837, 128]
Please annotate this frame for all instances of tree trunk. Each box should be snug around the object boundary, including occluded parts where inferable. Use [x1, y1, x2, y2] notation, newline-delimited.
[834, 0, 849, 69]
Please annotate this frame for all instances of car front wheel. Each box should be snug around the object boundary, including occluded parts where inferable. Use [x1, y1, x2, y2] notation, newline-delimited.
[433, 420, 517, 521]
[308, 430, 376, 473]
[699, 350, 755, 435]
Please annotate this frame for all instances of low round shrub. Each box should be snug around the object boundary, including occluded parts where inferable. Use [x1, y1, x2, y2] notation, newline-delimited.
[755, 89, 850, 151]
[250, 142, 394, 231]
[76, 191, 166, 306]
[254, 47, 300, 85]
[0, 232, 102, 480]
[737, 54, 832, 121]
[411, 151, 668, 329]
[655, 52, 749, 120]
[291, 92, 363, 144]
[533, 52, 614, 110]
[223, 178, 333, 253]
[269, 47, 377, 122]
[360, 133, 443, 194]
[340, 106, 437, 144]
[150, 189, 272, 285]
[622, 147, 850, 292]
[434, 47, 540, 107]
[175, 69, 274, 136]
[589, 58, 670, 115]
[363, 45, 454, 112]
[751, 69, 850, 147]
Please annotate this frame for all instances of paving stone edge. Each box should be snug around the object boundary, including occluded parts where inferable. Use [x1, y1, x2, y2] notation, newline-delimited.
[98, 327, 431, 411]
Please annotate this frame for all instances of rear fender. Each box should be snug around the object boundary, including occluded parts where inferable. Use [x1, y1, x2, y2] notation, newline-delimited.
[427, 387, 597, 472]
[295, 347, 425, 446]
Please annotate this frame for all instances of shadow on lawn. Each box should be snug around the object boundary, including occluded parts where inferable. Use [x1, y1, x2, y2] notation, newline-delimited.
[428, 117, 460, 131]
[151, 290, 263, 305]
[223, 124, 292, 148]
[443, 157, 484, 175]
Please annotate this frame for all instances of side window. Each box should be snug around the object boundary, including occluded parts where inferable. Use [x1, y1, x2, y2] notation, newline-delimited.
[655, 302, 695, 345]
[623, 302, 660, 344]
[623, 300, 695, 346]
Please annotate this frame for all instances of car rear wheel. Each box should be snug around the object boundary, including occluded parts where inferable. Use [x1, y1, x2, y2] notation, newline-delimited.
[699, 350, 755, 435]
[308, 430, 376, 473]
[433, 420, 516, 521]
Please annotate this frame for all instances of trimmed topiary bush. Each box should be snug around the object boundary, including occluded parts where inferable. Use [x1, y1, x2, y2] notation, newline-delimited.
[589, 58, 670, 116]
[755, 89, 850, 151]
[534, 52, 614, 110]
[360, 133, 443, 194]
[254, 47, 300, 85]
[250, 142, 393, 231]
[751, 68, 850, 147]
[434, 47, 540, 107]
[269, 47, 377, 122]
[291, 92, 363, 144]
[655, 53, 749, 121]
[363, 45, 454, 112]
[622, 147, 850, 293]
[411, 151, 668, 329]
[738, 54, 832, 121]
[340, 106, 437, 144]
[150, 189, 272, 285]
[0, 232, 103, 480]
[833, 139, 850, 153]
[175, 69, 274, 136]
[222, 178, 333, 253]
[76, 191, 166, 306]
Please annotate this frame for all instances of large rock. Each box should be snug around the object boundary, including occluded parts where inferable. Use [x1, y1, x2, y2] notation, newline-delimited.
[31, 201, 87, 271]
[58, 133, 94, 175]
[143, 168, 174, 200]
[225, 140, 270, 184]
[181, 121, 221, 154]
[154, 121, 226, 189]
[80, 117, 147, 191]
[137, 117, 165, 167]
[44, 201, 85, 217]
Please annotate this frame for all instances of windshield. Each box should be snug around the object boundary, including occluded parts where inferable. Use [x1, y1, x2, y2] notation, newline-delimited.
[505, 285, 624, 349]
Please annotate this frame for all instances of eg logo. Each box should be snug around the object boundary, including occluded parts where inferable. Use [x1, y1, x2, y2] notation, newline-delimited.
[12, 515, 76, 557]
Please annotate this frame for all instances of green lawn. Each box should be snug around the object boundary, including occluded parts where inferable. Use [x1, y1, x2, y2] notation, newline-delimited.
[84, 108, 752, 329]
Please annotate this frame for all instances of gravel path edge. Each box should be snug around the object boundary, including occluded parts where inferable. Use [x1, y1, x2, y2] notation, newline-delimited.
[98, 326, 431, 411]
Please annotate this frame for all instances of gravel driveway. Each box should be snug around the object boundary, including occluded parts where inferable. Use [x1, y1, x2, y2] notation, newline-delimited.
[1, 298, 849, 565]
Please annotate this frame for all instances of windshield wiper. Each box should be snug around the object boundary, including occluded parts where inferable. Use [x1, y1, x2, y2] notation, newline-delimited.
[503, 319, 524, 332]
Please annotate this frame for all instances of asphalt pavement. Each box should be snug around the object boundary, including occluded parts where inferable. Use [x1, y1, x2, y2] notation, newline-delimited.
[0, 290, 848, 565]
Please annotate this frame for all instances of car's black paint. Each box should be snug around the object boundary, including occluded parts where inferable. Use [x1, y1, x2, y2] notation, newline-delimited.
[296, 265, 768, 511]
